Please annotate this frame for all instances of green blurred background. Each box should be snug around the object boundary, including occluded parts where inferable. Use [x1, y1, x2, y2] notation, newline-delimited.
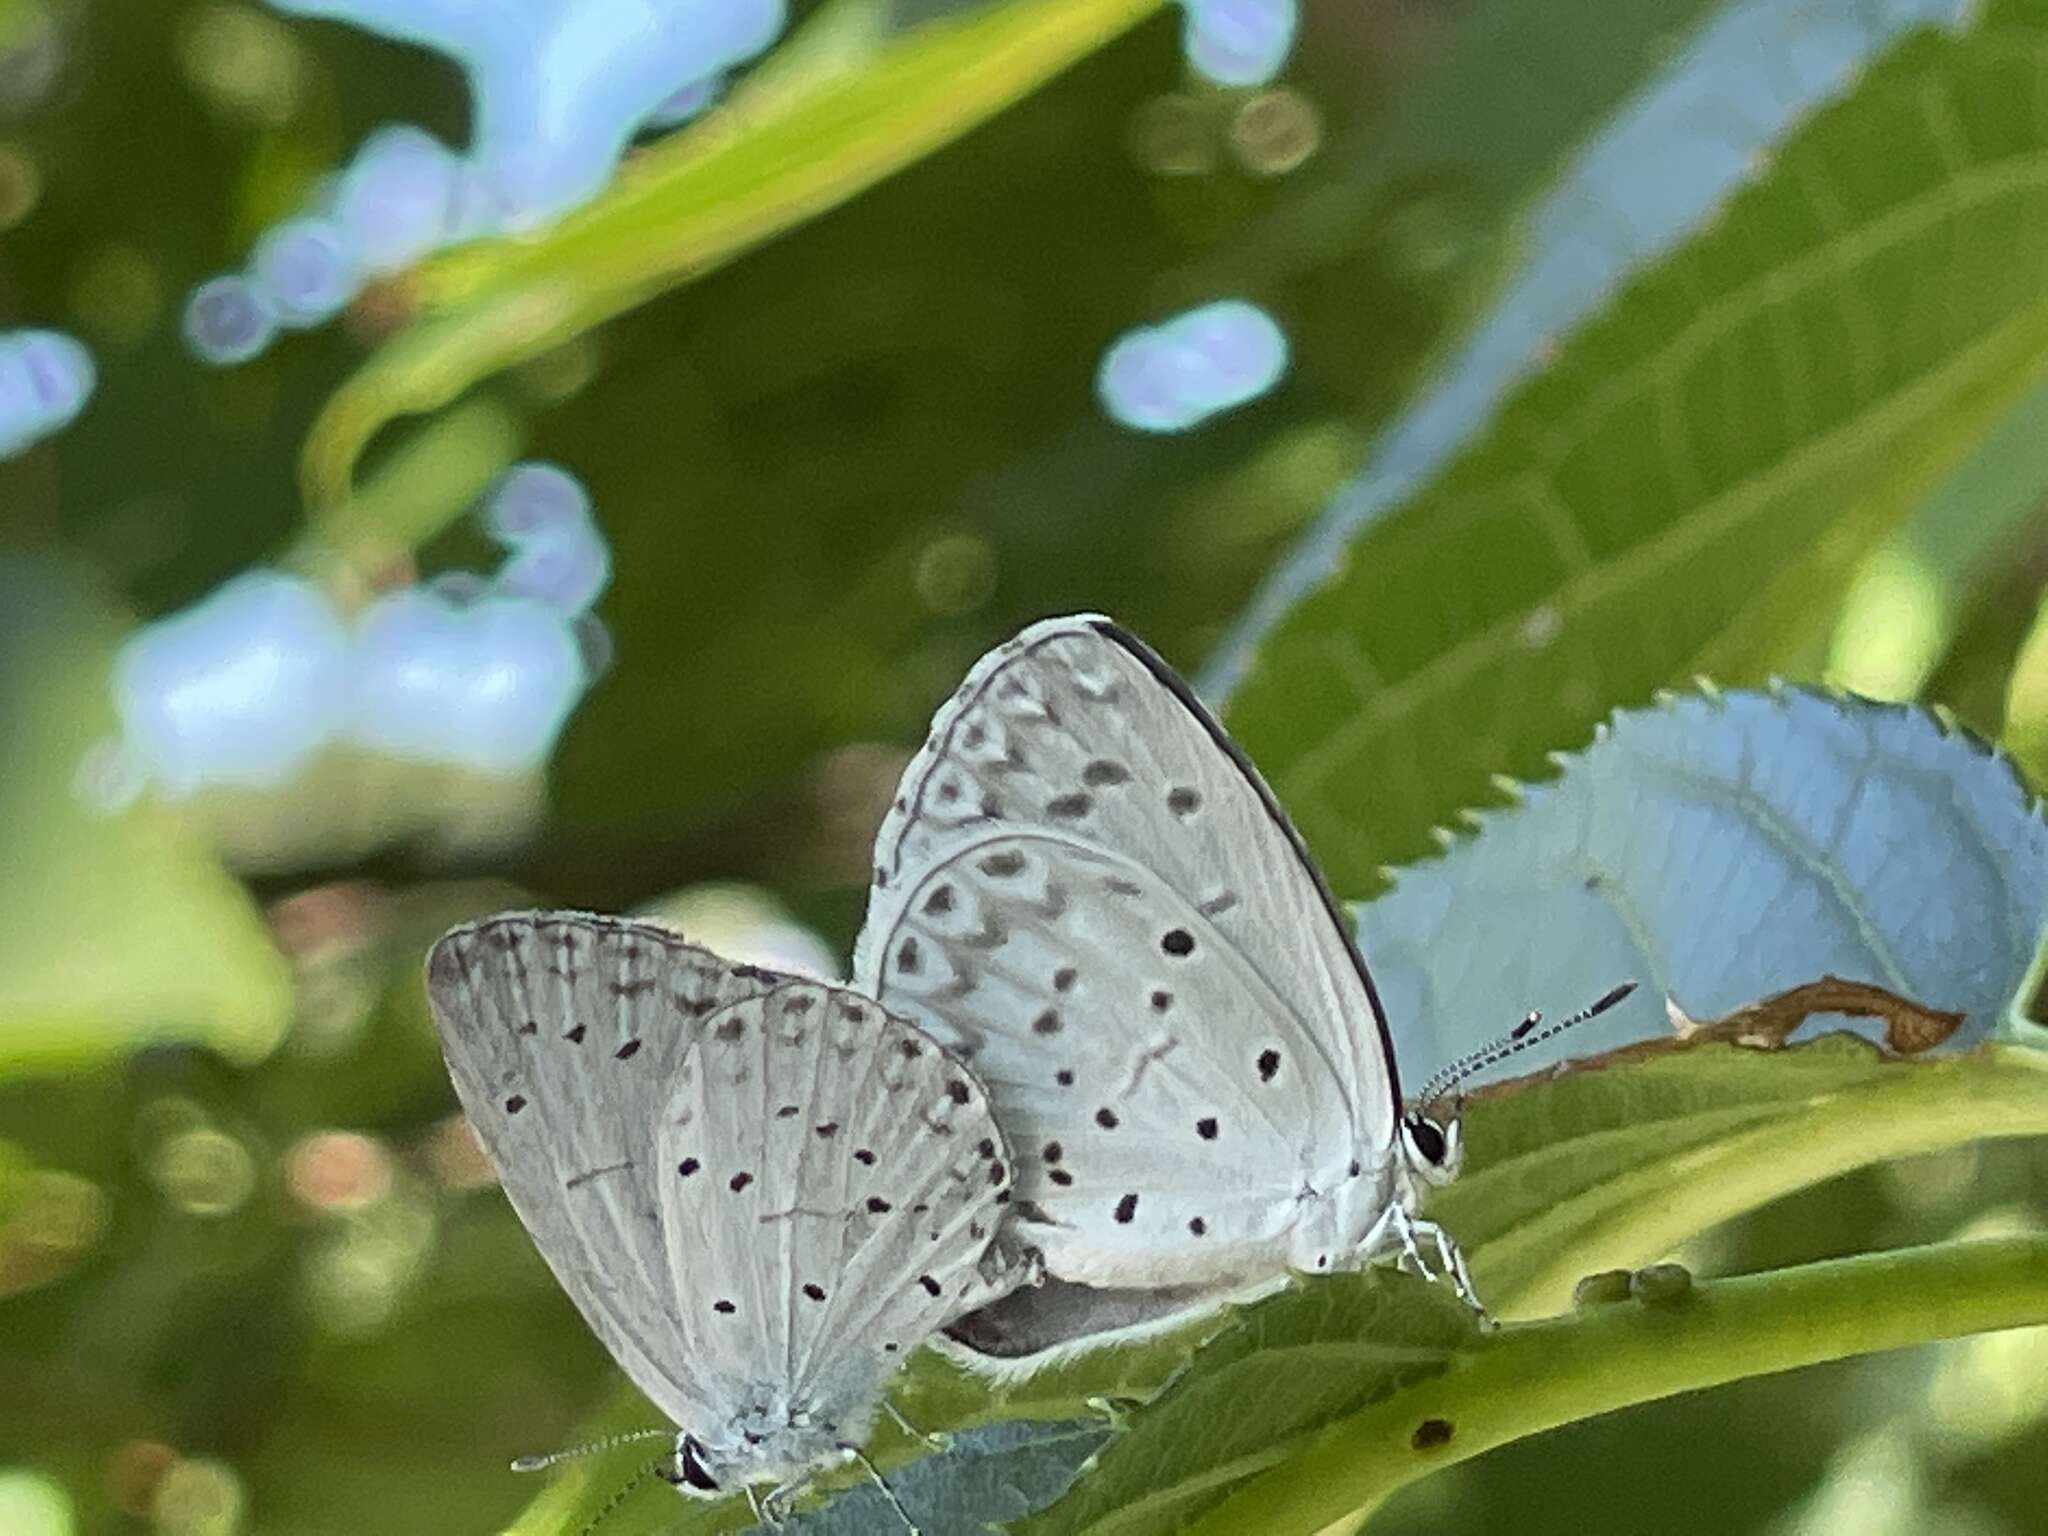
[2, 0, 2046, 1532]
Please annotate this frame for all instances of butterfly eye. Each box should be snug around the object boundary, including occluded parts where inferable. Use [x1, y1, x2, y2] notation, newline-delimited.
[1407, 1116, 1449, 1167]
[678, 1436, 721, 1492]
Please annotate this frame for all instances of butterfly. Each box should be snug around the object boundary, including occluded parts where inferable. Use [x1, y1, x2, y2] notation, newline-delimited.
[426, 910, 1037, 1519]
[851, 614, 1477, 1321]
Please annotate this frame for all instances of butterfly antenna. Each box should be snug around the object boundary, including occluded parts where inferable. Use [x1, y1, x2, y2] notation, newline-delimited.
[839, 1442, 921, 1535]
[568, 1460, 659, 1536]
[1415, 981, 1638, 1109]
[511, 1426, 673, 1473]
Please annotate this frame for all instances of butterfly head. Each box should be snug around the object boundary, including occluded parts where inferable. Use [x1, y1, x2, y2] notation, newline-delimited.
[1398, 1111, 1462, 1187]
[657, 1434, 724, 1499]
[657, 1413, 852, 1506]
[1402, 981, 1639, 1188]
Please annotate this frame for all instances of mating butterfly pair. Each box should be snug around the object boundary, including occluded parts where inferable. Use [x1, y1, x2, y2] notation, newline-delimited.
[428, 614, 1530, 1518]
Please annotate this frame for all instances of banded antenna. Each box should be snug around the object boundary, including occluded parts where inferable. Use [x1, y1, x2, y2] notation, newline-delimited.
[1416, 981, 1639, 1110]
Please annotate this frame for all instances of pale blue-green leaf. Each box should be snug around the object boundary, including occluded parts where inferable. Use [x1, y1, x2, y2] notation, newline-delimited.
[784, 1420, 1108, 1534]
[1356, 688, 2047, 1081]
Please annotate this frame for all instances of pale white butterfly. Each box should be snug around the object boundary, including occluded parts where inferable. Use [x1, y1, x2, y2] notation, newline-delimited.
[426, 911, 1037, 1518]
[851, 615, 1475, 1316]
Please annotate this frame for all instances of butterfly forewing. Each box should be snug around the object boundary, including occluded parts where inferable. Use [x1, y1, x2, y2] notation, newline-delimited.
[425, 910, 789, 1425]
[658, 981, 1032, 1421]
[854, 616, 1402, 1285]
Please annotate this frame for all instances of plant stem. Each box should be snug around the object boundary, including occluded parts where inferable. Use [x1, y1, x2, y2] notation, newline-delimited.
[1181, 1234, 2048, 1536]
[1465, 1044, 2048, 1313]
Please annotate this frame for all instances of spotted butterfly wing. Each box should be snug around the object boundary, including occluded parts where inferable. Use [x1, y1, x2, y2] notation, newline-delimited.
[852, 615, 1408, 1288]
[426, 910, 790, 1425]
[658, 981, 1033, 1455]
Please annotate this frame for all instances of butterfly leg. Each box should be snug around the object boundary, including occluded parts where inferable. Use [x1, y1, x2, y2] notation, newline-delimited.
[1386, 1203, 1441, 1282]
[1364, 1206, 1489, 1321]
[1352, 1202, 1424, 1277]
[837, 1442, 922, 1534]
[1408, 1215, 1489, 1321]
[882, 1398, 947, 1450]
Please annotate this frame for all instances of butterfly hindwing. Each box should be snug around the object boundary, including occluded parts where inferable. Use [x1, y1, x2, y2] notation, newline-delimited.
[874, 830, 1371, 1284]
[425, 910, 789, 1425]
[658, 981, 1034, 1425]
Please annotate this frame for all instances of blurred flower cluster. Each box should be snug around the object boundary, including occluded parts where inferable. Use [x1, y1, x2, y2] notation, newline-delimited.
[184, 0, 789, 362]
[0, 329, 92, 459]
[1179, 0, 1296, 89]
[1097, 299, 1289, 433]
[86, 464, 611, 808]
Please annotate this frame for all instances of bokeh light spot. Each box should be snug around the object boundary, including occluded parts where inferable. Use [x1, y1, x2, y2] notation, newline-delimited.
[1126, 94, 1215, 177]
[177, 5, 307, 127]
[0, 1468, 74, 1536]
[285, 1131, 394, 1213]
[0, 143, 42, 231]
[149, 1129, 257, 1218]
[105, 1442, 178, 1521]
[1228, 87, 1320, 176]
[149, 1456, 244, 1536]
[0, 1167, 110, 1298]
[913, 534, 997, 617]
[302, 1197, 435, 1335]
[419, 1113, 495, 1192]
[71, 245, 163, 347]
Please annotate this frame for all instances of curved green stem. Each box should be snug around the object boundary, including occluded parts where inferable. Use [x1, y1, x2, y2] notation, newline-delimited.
[1183, 1235, 2048, 1536]
[1467, 1044, 2048, 1313]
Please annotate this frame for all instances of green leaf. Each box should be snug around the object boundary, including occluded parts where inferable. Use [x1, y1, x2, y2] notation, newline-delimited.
[2001, 581, 2048, 785]
[1012, 1274, 1473, 1536]
[299, 0, 1166, 504]
[1021, 1230, 2048, 1536]
[1919, 504, 2048, 738]
[0, 555, 293, 1070]
[2002, 889, 2048, 1046]
[1825, 369, 2048, 703]
[1434, 1039, 2048, 1316]
[1210, 0, 2048, 892]
[1357, 688, 2047, 1076]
